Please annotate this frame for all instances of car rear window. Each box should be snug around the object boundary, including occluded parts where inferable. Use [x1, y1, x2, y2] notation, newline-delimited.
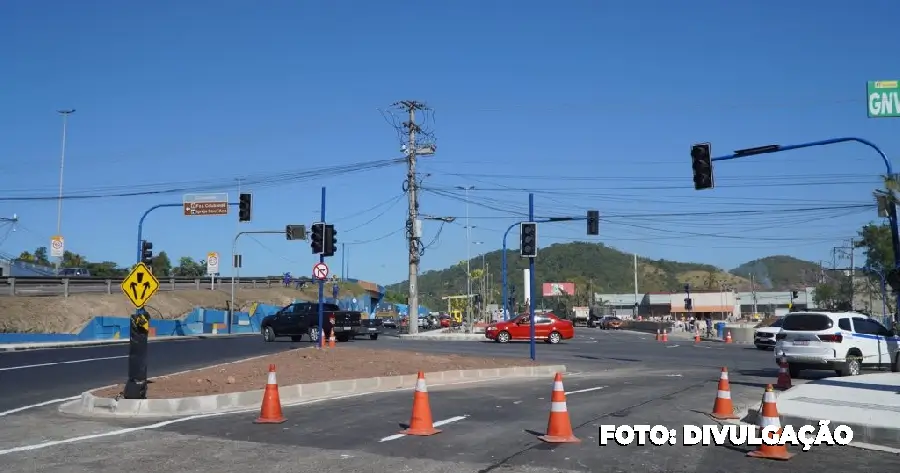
[782, 313, 833, 331]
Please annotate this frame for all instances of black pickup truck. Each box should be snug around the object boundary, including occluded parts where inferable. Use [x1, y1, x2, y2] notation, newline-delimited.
[260, 302, 363, 343]
[357, 318, 384, 340]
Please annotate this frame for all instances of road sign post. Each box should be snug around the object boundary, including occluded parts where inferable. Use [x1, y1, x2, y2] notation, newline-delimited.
[868, 81, 900, 118]
[121, 262, 160, 400]
[183, 193, 229, 216]
[317, 187, 326, 348]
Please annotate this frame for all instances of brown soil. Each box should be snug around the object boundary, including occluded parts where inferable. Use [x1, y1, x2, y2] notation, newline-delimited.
[93, 347, 542, 399]
[0, 282, 367, 334]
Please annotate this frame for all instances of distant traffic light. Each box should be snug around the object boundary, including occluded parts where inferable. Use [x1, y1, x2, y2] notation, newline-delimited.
[685, 297, 693, 311]
[141, 240, 153, 266]
[238, 193, 252, 222]
[310, 223, 324, 254]
[520, 222, 537, 257]
[791, 290, 798, 299]
[691, 143, 714, 190]
[323, 224, 337, 257]
[587, 210, 599, 235]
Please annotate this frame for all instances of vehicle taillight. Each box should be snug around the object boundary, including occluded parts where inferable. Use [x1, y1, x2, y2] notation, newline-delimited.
[775, 333, 786, 340]
[817, 334, 842, 343]
[329, 317, 335, 325]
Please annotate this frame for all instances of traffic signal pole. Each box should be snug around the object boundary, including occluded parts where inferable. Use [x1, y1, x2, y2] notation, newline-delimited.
[125, 201, 238, 399]
[318, 186, 326, 348]
[528, 193, 537, 361]
[710, 137, 900, 320]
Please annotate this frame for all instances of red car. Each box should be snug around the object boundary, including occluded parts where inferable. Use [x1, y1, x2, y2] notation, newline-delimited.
[484, 312, 575, 344]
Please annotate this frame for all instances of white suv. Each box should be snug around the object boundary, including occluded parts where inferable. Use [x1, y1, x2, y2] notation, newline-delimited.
[774, 311, 900, 377]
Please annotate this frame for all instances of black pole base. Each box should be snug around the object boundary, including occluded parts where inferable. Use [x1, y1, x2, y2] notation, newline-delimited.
[123, 379, 148, 399]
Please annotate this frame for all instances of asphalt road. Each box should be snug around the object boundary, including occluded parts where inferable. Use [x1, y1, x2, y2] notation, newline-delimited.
[0, 329, 896, 471]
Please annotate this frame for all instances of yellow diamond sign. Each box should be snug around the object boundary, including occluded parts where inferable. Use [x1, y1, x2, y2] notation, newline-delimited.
[121, 262, 160, 308]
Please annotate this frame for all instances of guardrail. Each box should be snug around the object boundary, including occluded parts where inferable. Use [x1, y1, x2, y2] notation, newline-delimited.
[0, 275, 313, 297]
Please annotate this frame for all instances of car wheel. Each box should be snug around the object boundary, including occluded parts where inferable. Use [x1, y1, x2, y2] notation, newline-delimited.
[337, 333, 351, 342]
[308, 327, 319, 343]
[788, 363, 800, 379]
[497, 331, 511, 343]
[838, 353, 862, 376]
[263, 326, 275, 342]
[755, 345, 766, 350]
[548, 331, 561, 344]
[370, 334, 378, 340]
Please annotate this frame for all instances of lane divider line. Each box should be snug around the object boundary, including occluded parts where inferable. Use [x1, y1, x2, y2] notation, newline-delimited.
[565, 386, 605, 395]
[0, 355, 127, 372]
[379, 415, 469, 442]
[0, 396, 81, 418]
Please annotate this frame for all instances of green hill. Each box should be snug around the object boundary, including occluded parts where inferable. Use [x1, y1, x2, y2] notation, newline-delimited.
[387, 242, 816, 309]
[729, 255, 822, 290]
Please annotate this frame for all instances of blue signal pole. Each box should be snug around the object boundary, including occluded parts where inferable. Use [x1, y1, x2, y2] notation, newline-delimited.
[711, 137, 899, 320]
[318, 186, 326, 348]
[528, 193, 537, 361]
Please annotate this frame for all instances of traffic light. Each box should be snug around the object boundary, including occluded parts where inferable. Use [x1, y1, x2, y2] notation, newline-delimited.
[238, 193, 252, 222]
[685, 297, 693, 311]
[323, 224, 337, 257]
[285, 224, 306, 241]
[587, 210, 599, 235]
[310, 222, 324, 254]
[791, 290, 799, 299]
[520, 222, 537, 257]
[141, 240, 153, 266]
[691, 143, 714, 190]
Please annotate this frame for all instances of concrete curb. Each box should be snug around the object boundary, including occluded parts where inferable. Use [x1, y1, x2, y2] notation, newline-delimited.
[0, 333, 256, 352]
[742, 402, 900, 449]
[398, 333, 486, 341]
[59, 364, 566, 419]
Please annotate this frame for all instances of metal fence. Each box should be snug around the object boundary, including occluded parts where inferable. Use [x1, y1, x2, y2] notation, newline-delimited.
[0, 275, 303, 297]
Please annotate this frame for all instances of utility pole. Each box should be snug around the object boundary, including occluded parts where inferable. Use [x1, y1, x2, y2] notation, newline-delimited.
[632, 253, 639, 317]
[751, 274, 758, 316]
[397, 100, 430, 334]
[55, 109, 75, 273]
[848, 238, 855, 309]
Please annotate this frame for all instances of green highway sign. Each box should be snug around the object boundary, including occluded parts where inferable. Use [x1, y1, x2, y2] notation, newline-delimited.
[868, 80, 900, 118]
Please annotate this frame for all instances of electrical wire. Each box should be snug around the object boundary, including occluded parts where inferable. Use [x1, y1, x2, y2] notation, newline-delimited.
[342, 194, 405, 233]
[345, 227, 404, 245]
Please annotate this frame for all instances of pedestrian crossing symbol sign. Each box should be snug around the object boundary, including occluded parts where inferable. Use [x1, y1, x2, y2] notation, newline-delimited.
[121, 262, 160, 308]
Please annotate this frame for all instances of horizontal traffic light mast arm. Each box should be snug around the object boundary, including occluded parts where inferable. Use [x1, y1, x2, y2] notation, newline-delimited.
[712, 137, 892, 174]
[136, 202, 239, 264]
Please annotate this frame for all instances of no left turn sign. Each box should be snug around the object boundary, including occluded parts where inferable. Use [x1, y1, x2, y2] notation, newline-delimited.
[313, 262, 329, 280]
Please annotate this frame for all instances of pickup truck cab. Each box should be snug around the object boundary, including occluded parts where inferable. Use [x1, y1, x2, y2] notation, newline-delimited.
[260, 302, 362, 343]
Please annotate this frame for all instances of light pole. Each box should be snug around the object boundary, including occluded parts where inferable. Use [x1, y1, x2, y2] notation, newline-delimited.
[474, 240, 486, 319]
[55, 109, 75, 273]
[456, 185, 475, 329]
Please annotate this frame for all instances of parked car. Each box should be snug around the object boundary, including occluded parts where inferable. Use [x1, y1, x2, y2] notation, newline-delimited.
[484, 312, 575, 344]
[382, 318, 397, 329]
[260, 302, 363, 343]
[598, 316, 623, 330]
[774, 310, 900, 377]
[754, 317, 784, 350]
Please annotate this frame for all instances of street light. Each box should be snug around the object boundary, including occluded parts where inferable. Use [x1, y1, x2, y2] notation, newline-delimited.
[55, 109, 75, 273]
[456, 185, 475, 328]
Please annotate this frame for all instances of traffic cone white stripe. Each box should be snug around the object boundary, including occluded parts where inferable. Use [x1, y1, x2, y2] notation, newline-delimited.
[267, 371, 277, 385]
[717, 390, 731, 399]
[415, 378, 428, 392]
[720, 372, 729, 380]
[550, 401, 567, 412]
[553, 381, 564, 391]
[760, 416, 781, 429]
[763, 391, 776, 403]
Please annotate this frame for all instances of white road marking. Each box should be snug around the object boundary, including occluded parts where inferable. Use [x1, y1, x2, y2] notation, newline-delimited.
[665, 344, 680, 348]
[0, 355, 126, 372]
[0, 391, 373, 456]
[0, 396, 81, 418]
[565, 386, 605, 395]
[379, 415, 469, 442]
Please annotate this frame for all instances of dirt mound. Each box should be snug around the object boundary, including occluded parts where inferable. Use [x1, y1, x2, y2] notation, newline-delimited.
[0, 283, 367, 334]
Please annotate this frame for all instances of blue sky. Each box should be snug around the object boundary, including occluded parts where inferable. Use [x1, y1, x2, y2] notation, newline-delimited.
[1, 1, 898, 286]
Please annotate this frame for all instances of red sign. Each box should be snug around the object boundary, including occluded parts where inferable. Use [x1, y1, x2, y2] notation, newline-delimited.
[542, 282, 575, 297]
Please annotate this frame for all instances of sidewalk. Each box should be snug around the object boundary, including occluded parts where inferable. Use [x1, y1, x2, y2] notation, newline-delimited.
[753, 373, 900, 448]
[398, 327, 485, 341]
[0, 333, 255, 351]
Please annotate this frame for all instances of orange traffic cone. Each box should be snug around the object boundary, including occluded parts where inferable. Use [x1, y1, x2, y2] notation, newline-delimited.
[399, 371, 441, 436]
[661, 330, 669, 342]
[747, 384, 794, 461]
[725, 331, 733, 343]
[538, 373, 580, 443]
[711, 367, 738, 419]
[254, 364, 286, 424]
[694, 330, 701, 343]
[775, 352, 791, 389]
[328, 328, 337, 348]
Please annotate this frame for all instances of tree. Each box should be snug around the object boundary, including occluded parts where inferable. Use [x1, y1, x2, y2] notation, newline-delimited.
[813, 280, 851, 310]
[34, 247, 49, 265]
[855, 223, 899, 315]
[172, 257, 205, 277]
[152, 251, 172, 277]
